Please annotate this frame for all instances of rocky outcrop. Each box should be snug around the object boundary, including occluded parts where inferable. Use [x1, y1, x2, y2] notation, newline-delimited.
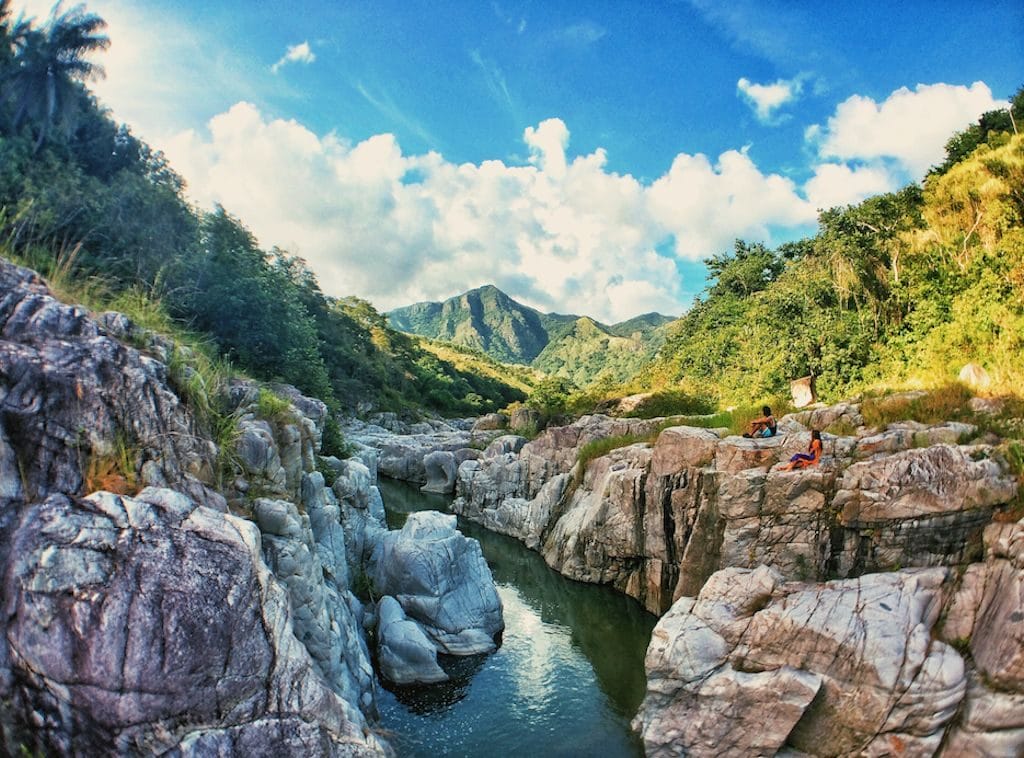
[0, 487, 387, 756]
[634, 504, 1024, 757]
[368, 511, 504, 683]
[344, 416, 496, 485]
[0, 260, 219, 507]
[0, 259, 390, 755]
[453, 411, 1018, 616]
[632, 566, 965, 757]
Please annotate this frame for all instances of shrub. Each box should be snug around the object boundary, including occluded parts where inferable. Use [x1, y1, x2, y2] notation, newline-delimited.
[256, 387, 292, 424]
[620, 389, 716, 419]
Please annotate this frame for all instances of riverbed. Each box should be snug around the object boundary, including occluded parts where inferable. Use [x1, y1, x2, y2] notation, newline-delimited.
[376, 476, 657, 758]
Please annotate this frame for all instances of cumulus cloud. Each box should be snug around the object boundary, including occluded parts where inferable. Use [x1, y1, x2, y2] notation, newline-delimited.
[648, 148, 816, 257]
[271, 41, 316, 73]
[809, 81, 1007, 178]
[804, 162, 894, 211]
[737, 76, 803, 122]
[162, 106, 821, 321]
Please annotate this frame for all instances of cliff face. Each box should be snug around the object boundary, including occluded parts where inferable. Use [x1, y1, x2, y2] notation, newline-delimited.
[452, 405, 1023, 755]
[0, 259, 391, 755]
[454, 409, 1017, 615]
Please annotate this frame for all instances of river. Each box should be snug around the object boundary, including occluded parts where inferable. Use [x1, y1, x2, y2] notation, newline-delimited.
[375, 476, 657, 758]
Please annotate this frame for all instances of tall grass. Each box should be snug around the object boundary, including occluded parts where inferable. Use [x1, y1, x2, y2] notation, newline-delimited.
[861, 383, 975, 427]
[2, 236, 246, 489]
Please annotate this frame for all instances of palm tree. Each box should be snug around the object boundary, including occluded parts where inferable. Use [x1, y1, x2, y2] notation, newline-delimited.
[6, 2, 109, 152]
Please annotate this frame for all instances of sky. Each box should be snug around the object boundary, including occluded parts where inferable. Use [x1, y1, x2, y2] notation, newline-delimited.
[16, 0, 1024, 322]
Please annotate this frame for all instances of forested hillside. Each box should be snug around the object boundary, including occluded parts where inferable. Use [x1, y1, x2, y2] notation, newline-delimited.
[637, 93, 1024, 406]
[0, 2, 525, 417]
[388, 285, 672, 385]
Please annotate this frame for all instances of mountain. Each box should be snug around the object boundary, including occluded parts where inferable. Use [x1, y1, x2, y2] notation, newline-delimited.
[387, 286, 675, 385]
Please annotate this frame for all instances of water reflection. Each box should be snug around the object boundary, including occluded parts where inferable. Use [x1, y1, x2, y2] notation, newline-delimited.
[375, 477, 656, 758]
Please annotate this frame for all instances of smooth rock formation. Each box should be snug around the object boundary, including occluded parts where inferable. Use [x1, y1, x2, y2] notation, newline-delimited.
[376, 596, 449, 685]
[344, 415, 499, 485]
[633, 566, 965, 757]
[368, 511, 503, 679]
[421, 450, 457, 494]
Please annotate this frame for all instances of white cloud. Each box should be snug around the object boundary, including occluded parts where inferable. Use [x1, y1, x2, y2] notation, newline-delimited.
[648, 148, 816, 258]
[162, 105, 824, 321]
[271, 41, 316, 73]
[804, 163, 895, 211]
[737, 76, 802, 122]
[810, 81, 1007, 178]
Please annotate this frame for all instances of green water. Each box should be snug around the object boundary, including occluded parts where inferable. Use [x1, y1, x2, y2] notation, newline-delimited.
[375, 476, 657, 758]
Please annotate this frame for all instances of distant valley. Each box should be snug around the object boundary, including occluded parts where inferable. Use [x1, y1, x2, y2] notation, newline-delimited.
[387, 285, 675, 386]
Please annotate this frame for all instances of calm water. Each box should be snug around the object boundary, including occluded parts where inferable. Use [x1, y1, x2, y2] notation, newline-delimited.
[375, 476, 657, 758]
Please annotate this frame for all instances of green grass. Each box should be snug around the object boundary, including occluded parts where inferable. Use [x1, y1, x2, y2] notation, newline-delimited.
[256, 387, 293, 424]
[618, 388, 716, 419]
[576, 432, 656, 471]
[860, 383, 974, 428]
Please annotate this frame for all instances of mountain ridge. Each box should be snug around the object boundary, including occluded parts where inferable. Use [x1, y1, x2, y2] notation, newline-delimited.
[387, 285, 675, 384]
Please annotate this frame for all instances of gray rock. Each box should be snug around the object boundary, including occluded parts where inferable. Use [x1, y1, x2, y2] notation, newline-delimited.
[376, 596, 448, 685]
[484, 434, 528, 458]
[369, 511, 503, 655]
[472, 413, 508, 431]
[633, 567, 964, 757]
[421, 450, 457, 494]
[0, 488, 387, 756]
[0, 258, 219, 506]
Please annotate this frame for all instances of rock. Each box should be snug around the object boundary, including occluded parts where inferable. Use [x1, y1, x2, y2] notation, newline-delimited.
[835, 444, 1017, 523]
[368, 511, 503, 655]
[0, 258, 219, 506]
[790, 375, 816, 408]
[969, 396, 1008, 415]
[960, 362, 992, 391]
[940, 669, 1024, 757]
[421, 450, 457, 494]
[510, 406, 542, 433]
[483, 434, 528, 458]
[472, 412, 508, 431]
[454, 405, 1019, 612]
[376, 596, 448, 685]
[634, 567, 965, 757]
[0, 488, 386, 756]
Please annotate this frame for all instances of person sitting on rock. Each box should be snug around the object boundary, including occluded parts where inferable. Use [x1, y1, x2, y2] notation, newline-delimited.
[781, 430, 823, 470]
[743, 406, 777, 438]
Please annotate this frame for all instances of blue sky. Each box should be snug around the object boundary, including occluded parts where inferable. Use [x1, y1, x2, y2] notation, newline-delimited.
[17, 0, 1024, 321]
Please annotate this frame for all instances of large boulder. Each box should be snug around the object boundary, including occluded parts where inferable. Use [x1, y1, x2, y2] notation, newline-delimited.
[0, 488, 387, 756]
[633, 566, 965, 757]
[368, 511, 503, 658]
[375, 596, 448, 685]
[421, 450, 457, 494]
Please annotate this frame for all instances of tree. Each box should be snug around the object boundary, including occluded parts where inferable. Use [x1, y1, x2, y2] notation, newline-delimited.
[705, 240, 782, 297]
[5, 2, 109, 152]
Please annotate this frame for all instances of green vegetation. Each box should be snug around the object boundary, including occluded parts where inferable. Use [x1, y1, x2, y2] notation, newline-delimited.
[387, 284, 672, 386]
[0, 2, 523, 419]
[576, 432, 659, 472]
[636, 95, 1024, 408]
[860, 384, 975, 428]
[617, 389, 716, 419]
[2, 3, 1021, 434]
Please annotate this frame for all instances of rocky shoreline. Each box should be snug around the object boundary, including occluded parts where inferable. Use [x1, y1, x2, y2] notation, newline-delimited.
[3, 252, 1022, 756]
[354, 403, 1024, 756]
[0, 259, 503, 755]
